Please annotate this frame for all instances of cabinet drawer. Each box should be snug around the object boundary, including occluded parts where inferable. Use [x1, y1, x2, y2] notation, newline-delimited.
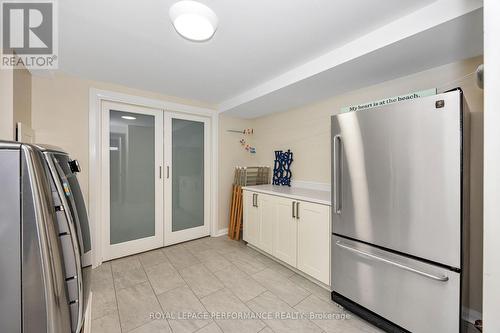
[332, 235, 460, 333]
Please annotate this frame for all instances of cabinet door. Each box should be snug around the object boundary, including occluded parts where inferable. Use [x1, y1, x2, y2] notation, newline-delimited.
[273, 197, 297, 266]
[297, 201, 330, 284]
[258, 194, 274, 254]
[243, 191, 259, 246]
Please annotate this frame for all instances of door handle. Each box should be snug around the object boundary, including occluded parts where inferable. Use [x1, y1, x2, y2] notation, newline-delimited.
[333, 135, 342, 215]
[335, 241, 449, 282]
[296, 202, 300, 219]
[292, 201, 296, 218]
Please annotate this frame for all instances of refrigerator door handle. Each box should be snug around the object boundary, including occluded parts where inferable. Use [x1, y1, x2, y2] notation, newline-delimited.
[335, 241, 449, 282]
[333, 134, 342, 214]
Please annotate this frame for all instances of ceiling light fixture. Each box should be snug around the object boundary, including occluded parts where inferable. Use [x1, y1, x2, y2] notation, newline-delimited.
[169, 1, 218, 42]
[121, 116, 136, 120]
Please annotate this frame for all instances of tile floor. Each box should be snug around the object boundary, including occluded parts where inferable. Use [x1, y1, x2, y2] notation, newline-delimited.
[90, 236, 383, 333]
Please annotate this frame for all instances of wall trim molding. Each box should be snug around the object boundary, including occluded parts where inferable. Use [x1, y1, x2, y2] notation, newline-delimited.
[213, 228, 228, 237]
[88, 88, 218, 267]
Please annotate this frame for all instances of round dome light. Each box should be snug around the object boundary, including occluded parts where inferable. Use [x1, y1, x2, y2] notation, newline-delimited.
[169, 1, 218, 42]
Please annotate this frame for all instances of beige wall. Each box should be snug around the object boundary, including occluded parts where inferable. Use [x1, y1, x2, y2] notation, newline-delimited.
[0, 66, 14, 140]
[0, 60, 32, 141]
[31, 72, 214, 206]
[250, 56, 483, 315]
[217, 114, 256, 232]
[253, 56, 483, 183]
[13, 66, 32, 130]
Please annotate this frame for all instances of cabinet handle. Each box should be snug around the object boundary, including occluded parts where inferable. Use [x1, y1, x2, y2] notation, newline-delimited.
[255, 194, 258, 208]
[292, 201, 296, 218]
[296, 202, 300, 219]
[336, 241, 449, 282]
[333, 134, 342, 214]
[252, 193, 258, 207]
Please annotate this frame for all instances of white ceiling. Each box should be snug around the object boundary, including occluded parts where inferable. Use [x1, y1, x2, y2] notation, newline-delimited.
[223, 8, 483, 118]
[59, 0, 437, 102]
[58, 0, 483, 117]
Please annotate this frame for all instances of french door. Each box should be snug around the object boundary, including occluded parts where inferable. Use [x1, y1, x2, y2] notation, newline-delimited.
[101, 101, 210, 261]
[102, 102, 164, 260]
[164, 113, 210, 245]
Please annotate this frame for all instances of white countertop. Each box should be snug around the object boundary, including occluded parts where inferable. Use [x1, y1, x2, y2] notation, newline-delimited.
[242, 184, 331, 206]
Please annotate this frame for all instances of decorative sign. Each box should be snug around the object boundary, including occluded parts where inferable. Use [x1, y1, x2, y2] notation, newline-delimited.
[273, 150, 293, 186]
[340, 89, 437, 113]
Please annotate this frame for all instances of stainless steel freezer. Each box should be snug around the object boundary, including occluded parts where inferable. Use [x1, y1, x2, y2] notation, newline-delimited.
[331, 89, 470, 332]
[0, 142, 92, 333]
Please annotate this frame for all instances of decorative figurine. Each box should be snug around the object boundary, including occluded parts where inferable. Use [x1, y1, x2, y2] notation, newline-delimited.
[239, 138, 256, 154]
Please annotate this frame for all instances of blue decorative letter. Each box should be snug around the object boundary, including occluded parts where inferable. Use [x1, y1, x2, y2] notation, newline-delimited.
[272, 150, 293, 186]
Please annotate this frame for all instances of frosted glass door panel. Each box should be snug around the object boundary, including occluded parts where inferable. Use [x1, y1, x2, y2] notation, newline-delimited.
[110, 110, 155, 244]
[172, 119, 204, 232]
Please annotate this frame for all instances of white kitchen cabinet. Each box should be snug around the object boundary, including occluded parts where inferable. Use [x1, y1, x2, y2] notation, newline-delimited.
[242, 187, 331, 286]
[258, 194, 275, 254]
[243, 191, 259, 246]
[296, 201, 330, 284]
[272, 196, 297, 267]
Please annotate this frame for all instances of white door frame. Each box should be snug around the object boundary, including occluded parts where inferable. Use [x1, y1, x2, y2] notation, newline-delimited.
[89, 88, 219, 267]
[164, 112, 211, 245]
[101, 101, 164, 261]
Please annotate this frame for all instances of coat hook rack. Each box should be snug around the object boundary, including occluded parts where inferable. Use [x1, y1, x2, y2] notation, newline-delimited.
[227, 128, 254, 134]
[227, 128, 256, 153]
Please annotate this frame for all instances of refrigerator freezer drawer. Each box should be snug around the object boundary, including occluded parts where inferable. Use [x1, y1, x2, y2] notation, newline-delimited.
[332, 236, 460, 333]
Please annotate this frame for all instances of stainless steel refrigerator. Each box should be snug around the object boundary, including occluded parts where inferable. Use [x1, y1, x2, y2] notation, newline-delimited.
[0, 142, 91, 333]
[331, 89, 471, 332]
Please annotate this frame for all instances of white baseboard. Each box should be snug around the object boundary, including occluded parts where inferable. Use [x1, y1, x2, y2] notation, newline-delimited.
[213, 228, 228, 237]
[291, 180, 330, 192]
